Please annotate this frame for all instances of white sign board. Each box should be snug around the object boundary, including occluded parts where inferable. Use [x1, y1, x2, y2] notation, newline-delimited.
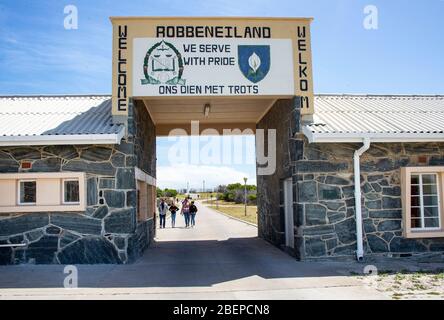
[132, 38, 294, 97]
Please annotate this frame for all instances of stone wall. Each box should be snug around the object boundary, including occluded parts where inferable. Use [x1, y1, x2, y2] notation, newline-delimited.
[295, 140, 444, 261]
[256, 98, 301, 254]
[0, 100, 156, 265]
[130, 99, 156, 178]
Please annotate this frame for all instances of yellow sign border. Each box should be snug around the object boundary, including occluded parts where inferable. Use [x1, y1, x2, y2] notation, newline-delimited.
[111, 16, 314, 117]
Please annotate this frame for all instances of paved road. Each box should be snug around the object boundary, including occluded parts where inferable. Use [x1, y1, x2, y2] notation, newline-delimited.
[0, 203, 388, 300]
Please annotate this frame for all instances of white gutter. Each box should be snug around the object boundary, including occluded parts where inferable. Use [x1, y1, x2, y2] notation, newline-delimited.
[302, 126, 444, 143]
[0, 129, 125, 147]
[354, 138, 371, 261]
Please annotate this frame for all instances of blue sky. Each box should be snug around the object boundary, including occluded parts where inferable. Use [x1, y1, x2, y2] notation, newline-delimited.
[1, 0, 443, 189]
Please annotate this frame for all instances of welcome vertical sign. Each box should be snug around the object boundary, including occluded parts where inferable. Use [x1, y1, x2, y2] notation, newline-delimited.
[111, 17, 315, 118]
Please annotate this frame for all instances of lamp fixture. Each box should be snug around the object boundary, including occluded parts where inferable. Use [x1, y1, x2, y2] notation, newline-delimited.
[204, 104, 211, 117]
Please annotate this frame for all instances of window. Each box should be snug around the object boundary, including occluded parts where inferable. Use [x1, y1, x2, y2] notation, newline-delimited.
[410, 174, 440, 230]
[63, 179, 80, 204]
[18, 180, 36, 205]
[402, 167, 444, 238]
[0, 172, 85, 213]
[135, 168, 156, 221]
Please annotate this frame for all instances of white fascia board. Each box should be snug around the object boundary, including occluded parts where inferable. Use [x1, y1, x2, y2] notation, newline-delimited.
[303, 126, 444, 143]
[135, 167, 157, 186]
[302, 126, 316, 143]
[0, 129, 125, 146]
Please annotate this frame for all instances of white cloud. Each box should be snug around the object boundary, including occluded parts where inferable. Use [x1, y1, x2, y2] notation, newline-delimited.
[157, 164, 256, 190]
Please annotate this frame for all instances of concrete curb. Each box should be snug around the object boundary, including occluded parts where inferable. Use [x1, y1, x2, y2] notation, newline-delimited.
[201, 203, 258, 228]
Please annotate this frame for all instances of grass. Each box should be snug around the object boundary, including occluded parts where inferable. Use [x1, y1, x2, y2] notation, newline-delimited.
[175, 194, 187, 200]
[177, 193, 222, 201]
[392, 293, 404, 300]
[208, 205, 258, 225]
[197, 192, 220, 199]
[201, 198, 235, 205]
[434, 273, 444, 281]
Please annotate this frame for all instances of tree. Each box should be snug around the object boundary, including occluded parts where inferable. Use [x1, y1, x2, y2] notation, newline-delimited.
[164, 188, 178, 198]
[248, 193, 257, 204]
[220, 183, 257, 204]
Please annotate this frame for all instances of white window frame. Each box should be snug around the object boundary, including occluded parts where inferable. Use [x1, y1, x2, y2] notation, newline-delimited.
[17, 179, 37, 206]
[62, 178, 80, 205]
[401, 167, 444, 238]
[411, 173, 441, 232]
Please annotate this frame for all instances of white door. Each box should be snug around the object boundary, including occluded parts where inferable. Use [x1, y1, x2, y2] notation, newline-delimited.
[284, 178, 294, 248]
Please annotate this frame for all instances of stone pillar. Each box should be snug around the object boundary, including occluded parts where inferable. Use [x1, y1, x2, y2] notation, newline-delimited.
[126, 99, 157, 262]
[256, 98, 302, 255]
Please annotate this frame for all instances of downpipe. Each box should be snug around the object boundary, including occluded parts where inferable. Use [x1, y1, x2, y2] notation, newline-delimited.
[354, 138, 371, 261]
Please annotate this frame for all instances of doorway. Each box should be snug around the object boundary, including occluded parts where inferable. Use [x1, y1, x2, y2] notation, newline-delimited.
[131, 97, 299, 258]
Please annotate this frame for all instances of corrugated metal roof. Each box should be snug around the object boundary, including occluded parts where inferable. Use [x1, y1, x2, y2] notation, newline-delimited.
[0, 95, 123, 136]
[2, 94, 443, 145]
[305, 95, 444, 142]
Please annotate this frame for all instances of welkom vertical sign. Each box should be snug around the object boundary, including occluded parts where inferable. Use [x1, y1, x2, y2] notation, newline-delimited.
[111, 17, 314, 120]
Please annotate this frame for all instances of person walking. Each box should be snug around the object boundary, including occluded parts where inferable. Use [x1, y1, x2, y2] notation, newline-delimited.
[158, 198, 168, 229]
[189, 201, 198, 227]
[181, 198, 191, 228]
[169, 202, 179, 228]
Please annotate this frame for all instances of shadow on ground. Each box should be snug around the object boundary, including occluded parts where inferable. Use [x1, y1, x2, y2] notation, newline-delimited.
[1, 237, 444, 290]
[0, 236, 352, 289]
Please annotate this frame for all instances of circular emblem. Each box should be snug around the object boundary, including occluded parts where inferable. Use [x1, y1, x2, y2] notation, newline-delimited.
[142, 40, 184, 85]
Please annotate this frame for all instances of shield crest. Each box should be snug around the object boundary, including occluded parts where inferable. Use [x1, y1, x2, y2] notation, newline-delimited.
[238, 45, 270, 83]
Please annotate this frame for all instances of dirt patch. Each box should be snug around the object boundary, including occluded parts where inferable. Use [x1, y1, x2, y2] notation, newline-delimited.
[356, 270, 444, 300]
